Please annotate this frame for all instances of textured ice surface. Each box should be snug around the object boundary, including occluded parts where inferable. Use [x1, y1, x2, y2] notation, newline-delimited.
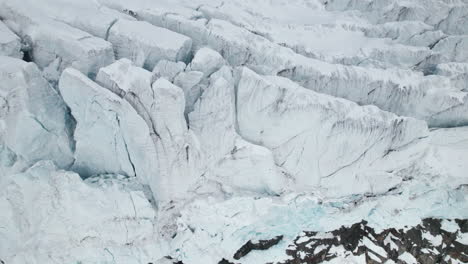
[0, 1, 115, 82]
[189, 66, 287, 195]
[0, 0, 467, 263]
[0, 56, 74, 174]
[108, 19, 192, 70]
[237, 67, 428, 196]
[0, 161, 161, 264]
[59, 68, 158, 193]
[0, 21, 22, 58]
[96, 59, 202, 201]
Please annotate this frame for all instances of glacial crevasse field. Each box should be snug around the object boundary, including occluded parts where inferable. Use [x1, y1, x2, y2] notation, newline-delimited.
[0, 0, 467, 263]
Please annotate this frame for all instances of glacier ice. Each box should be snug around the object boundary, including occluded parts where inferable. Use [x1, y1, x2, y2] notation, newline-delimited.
[58, 68, 159, 195]
[174, 70, 205, 115]
[189, 66, 287, 194]
[0, 21, 22, 58]
[236, 67, 429, 196]
[96, 59, 202, 201]
[120, 2, 468, 127]
[187, 47, 226, 78]
[107, 19, 192, 70]
[0, 0, 466, 263]
[0, 161, 160, 264]
[0, 56, 74, 174]
[153, 60, 187, 82]
[0, 1, 115, 82]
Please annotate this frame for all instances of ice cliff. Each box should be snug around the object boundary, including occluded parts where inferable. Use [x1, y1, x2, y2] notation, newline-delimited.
[0, 0, 466, 263]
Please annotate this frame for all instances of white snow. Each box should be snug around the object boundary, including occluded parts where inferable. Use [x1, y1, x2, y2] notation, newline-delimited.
[457, 232, 468, 245]
[422, 231, 443, 247]
[361, 237, 387, 258]
[384, 233, 399, 251]
[398, 252, 418, 264]
[441, 219, 460, 233]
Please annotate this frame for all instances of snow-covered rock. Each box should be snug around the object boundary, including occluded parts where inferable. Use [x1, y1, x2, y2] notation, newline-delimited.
[0, 56, 74, 175]
[0, 21, 22, 58]
[107, 19, 192, 70]
[58, 68, 158, 194]
[236, 67, 429, 196]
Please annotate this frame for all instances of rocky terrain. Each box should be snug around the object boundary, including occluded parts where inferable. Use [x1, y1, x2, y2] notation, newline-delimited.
[0, 0, 467, 263]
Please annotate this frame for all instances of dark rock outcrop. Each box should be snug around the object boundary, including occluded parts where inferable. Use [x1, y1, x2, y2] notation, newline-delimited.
[233, 235, 284, 260]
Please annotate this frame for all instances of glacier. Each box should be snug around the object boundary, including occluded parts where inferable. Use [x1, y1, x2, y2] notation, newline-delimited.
[0, 0, 467, 263]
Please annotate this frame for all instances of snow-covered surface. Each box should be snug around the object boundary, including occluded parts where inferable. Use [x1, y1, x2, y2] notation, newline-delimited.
[0, 0, 467, 263]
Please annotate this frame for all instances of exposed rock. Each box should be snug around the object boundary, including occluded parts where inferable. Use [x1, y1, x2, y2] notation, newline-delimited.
[233, 235, 283, 260]
[218, 258, 236, 264]
[280, 218, 468, 264]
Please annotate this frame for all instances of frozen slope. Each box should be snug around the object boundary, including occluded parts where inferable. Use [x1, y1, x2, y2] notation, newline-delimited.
[0, 56, 74, 174]
[236, 68, 428, 197]
[99, 0, 468, 127]
[0, 0, 466, 263]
